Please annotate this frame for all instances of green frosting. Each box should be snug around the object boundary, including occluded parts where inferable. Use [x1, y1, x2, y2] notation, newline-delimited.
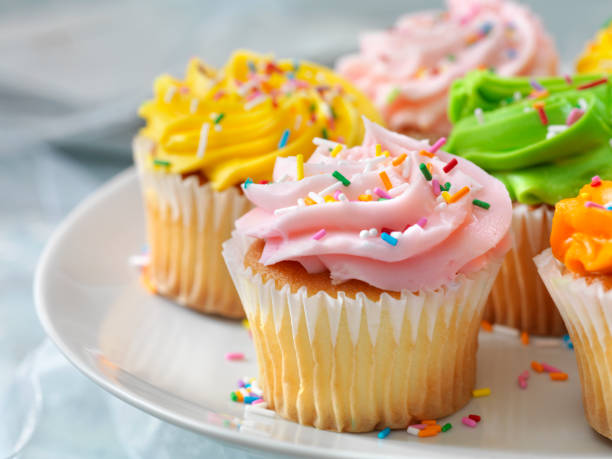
[446, 71, 612, 205]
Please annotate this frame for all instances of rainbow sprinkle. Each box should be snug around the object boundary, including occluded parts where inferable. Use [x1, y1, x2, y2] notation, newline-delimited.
[429, 137, 447, 154]
[577, 77, 608, 90]
[374, 187, 391, 199]
[278, 129, 290, 148]
[392, 153, 407, 166]
[296, 154, 304, 180]
[312, 229, 327, 240]
[330, 145, 343, 157]
[443, 158, 458, 173]
[591, 175, 602, 187]
[419, 163, 432, 181]
[566, 108, 584, 126]
[243, 177, 253, 189]
[472, 199, 490, 209]
[381, 232, 398, 246]
[153, 159, 171, 167]
[379, 171, 392, 190]
[214, 112, 225, 124]
[472, 387, 491, 398]
[332, 170, 350, 186]
[378, 428, 391, 439]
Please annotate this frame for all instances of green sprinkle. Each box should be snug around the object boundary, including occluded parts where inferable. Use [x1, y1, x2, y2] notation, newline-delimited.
[441, 423, 452, 432]
[332, 170, 350, 186]
[447, 54, 456, 62]
[419, 163, 432, 181]
[322, 127, 328, 139]
[330, 106, 338, 120]
[214, 112, 225, 124]
[472, 199, 491, 209]
[444, 182, 451, 191]
[230, 392, 237, 402]
[309, 103, 316, 113]
[378, 198, 388, 201]
[386, 87, 400, 104]
[153, 159, 171, 167]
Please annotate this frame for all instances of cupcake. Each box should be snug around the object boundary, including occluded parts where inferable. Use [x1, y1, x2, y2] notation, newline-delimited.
[135, 50, 381, 318]
[446, 70, 612, 335]
[336, 0, 558, 139]
[576, 19, 612, 74]
[223, 118, 512, 431]
[535, 179, 612, 440]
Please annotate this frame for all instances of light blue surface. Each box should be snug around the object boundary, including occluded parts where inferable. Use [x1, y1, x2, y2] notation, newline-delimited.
[0, 1, 609, 457]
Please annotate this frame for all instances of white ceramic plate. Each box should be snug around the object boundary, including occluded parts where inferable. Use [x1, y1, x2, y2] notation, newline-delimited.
[35, 169, 612, 458]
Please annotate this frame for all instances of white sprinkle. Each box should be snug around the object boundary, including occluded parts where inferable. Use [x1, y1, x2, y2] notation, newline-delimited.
[274, 205, 299, 216]
[320, 102, 333, 119]
[319, 181, 343, 197]
[475, 107, 484, 124]
[209, 112, 218, 120]
[196, 123, 210, 158]
[190, 98, 199, 113]
[308, 192, 325, 204]
[389, 183, 409, 197]
[523, 106, 532, 113]
[244, 405, 276, 418]
[244, 95, 268, 110]
[313, 138, 341, 149]
[365, 189, 373, 196]
[492, 323, 520, 337]
[578, 98, 588, 110]
[513, 91, 522, 101]
[276, 174, 290, 183]
[548, 124, 568, 132]
[237, 79, 258, 96]
[407, 426, 421, 436]
[368, 228, 378, 237]
[164, 86, 177, 103]
[214, 124, 222, 132]
[363, 155, 387, 173]
[297, 198, 306, 207]
[338, 193, 348, 202]
[294, 115, 302, 131]
[532, 337, 563, 348]
[390, 231, 402, 239]
[129, 254, 150, 267]
[359, 230, 369, 239]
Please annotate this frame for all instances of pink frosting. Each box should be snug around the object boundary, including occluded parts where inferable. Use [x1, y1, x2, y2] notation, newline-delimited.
[336, 0, 558, 136]
[235, 118, 512, 292]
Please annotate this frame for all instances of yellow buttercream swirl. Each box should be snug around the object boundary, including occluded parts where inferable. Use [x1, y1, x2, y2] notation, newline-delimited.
[138, 50, 382, 191]
[576, 21, 612, 74]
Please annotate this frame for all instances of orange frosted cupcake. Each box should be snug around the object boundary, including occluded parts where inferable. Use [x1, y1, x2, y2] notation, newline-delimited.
[535, 177, 612, 440]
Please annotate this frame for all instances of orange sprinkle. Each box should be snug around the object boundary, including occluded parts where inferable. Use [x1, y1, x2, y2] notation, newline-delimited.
[521, 331, 529, 346]
[304, 197, 316, 206]
[531, 361, 543, 373]
[420, 150, 435, 158]
[379, 171, 392, 190]
[358, 194, 372, 201]
[426, 424, 442, 433]
[418, 428, 439, 438]
[531, 89, 549, 99]
[550, 372, 568, 381]
[447, 186, 470, 204]
[481, 320, 493, 332]
[235, 391, 244, 402]
[141, 268, 157, 294]
[421, 420, 437, 425]
[392, 153, 407, 166]
[324, 195, 337, 203]
[532, 101, 545, 110]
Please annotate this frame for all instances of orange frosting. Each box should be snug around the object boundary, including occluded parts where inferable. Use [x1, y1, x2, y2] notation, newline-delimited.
[551, 180, 612, 275]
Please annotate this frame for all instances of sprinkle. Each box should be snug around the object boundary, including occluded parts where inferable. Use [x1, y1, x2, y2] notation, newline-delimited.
[244, 94, 268, 110]
[296, 154, 304, 180]
[579, 98, 588, 110]
[419, 149, 435, 158]
[462, 417, 477, 428]
[585, 201, 606, 209]
[468, 414, 481, 423]
[243, 396, 261, 404]
[324, 195, 336, 203]
[333, 190, 342, 200]
[190, 98, 199, 113]
[441, 423, 452, 432]
[379, 171, 392, 190]
[214, 112, 225, 124]
[375, 144, 382, 156]
[421, 420, 437, 425]
[429, 137, 447, 153]
[518, 377, 528, 390]
[566, 108, 584, 126]
[520, 331, 529, 346]
[418, 428, 440, 438]
[153, 159, 171, 167]
[242, 319, 250, 330]
[541, 362, 562, 373]
[475, 107, 484, 124]
[446, 186, 470, 204]
[550, 372, 568, 381]
[443, 158, 458, 173]
[225, 352, 245, 361]
[416, 217, 427, 228]
[392, 153, 407, 166]
[533, 103, 548, 125]
[432, 179, 441, 196]
[387, 87, 401, 104]
[321, 127, 328, 139]
[591, 175, 602, 187]
[472, 199, 490, 209]
[304, 197, 316, 206]
[424, 424, 442, 433]
[577, 77, 608, 90]
[164, 86, 177, 103]
[359, 230, 369, 239]
[481, 320, 493, 332]
[407, 427, 422, 436]
[377, 427, 391, 439]
[196, 122, 210, 158]
[419, 163, 432, 181]
[519, 370, 530, 380]
[529, 79, 544, 91]
[247, 60, 256, 73]
[358, 194, 372, 201]
[278, 129, 290, 148]
[531, 361, 543, 373]
[243, 178, 253, 189]
[472, 387, 491, 398]
[492, 323, 519, 337]
[332, 170, 351, 186]
[308, 192, 325, 204]
[374, 187, 391, 199]
[312, 229, 327, 240]
[564, 74, 573, 85]
[330, 145, 343, 157]
[513, 91, 522, 101]
[381, 232, 398, 246]
[409, 424, 427, 430]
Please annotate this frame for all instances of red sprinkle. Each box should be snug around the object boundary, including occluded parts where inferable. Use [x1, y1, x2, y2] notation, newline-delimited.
[591, 175, 602, 187]
[536, 105, 548, 125]
[468, 414, 481, 423]
[577, 77, 608, 90]
[259, 180, 269, 184]
[443, 158, 458, 173]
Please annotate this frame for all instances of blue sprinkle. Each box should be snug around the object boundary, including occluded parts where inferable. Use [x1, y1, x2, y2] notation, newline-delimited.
[568, 342, 574, 350]
[278, 129, 290, 148]
[243, 178, 253, 189]
[378, 427, 391, 439]
[247, 61, 256, 73]
[381, 232, 398, 246]
[244, 396, 260, 404]
[562, 334, 570, 342]
[481, 22, 493, 35]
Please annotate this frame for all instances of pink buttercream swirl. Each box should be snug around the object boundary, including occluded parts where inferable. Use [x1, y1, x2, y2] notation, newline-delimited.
[336, 0, 558, 136]
[236, 118, 512, 292]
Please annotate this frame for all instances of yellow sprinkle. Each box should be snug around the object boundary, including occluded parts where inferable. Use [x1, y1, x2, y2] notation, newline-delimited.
[375, 144, 382, 156]
[382, 150, 390, 157]
[324, 195, 337, 203]
[426, 163, 433, 174]
[358, 194, 372, 201]
[330, 145, 343, 157]
[379, 171, 392, 190]
[304, 197, 316, 206]
[441, 191, 451, 203]
[472, 387, 491, 398]
[392, 153, 407, 166]
[419, 150, 435, 158]
[296, 154, 304, 180]
[447, 186, 470, 204]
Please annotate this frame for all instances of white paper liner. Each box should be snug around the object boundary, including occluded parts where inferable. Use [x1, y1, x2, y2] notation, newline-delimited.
[134, 136, 251, 318]
[535, 248, 612, 439]
[223, 233, 501, 432]
[485, 202, 565, 335]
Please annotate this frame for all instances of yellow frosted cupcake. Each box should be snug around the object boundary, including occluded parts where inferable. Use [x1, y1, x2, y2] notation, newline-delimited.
[577, 20, 612, 74]
[536, 178, 612, 440]
[135, 50, 381, 318]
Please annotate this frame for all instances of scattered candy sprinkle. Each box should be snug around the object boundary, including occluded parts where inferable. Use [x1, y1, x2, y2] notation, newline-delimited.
[468, 414, 481, 423]
[429, 137, 447, 154]
[225, 352, 245, 361]
[472, 199, 490, 210]
[214, 112, 225, 124]
[432, 179, 441, 196]
[550, 372, 568, 381]
[443, 158, 458, 173]
[374, 187, 391, 199]
[243, 178, 253, 189]
[462, 417, 477, 428]
[153, 159, 171, 167]
[379, 171, 392, 190]
[330, 145, 343, 157]
[472, 387, 491, 398]
[585, 201, 605, 209]
[278, 129, 290, 148]
[378, 427, 391, 439]
[197, 122, 210, 158]
[419, 163, 432, 181]
[577, 77, 608, 90]
[533, 102, 548, 125]
[332, 170, 351, 186]
[475, 107, 484, 124]
[591, 175, 602, 187]
[387, 87, 401, 104]
[541, 362, 562, 373]
[418, 428, 439, 438]
[416, 217, 428, 228]
[296, 154, 304, 180]
[420, 149, 435, 158]
[381, 232, 398, 246]
[481, 320, 493, 332]
[566, 108, 584, 126]
[529, 79, 544, 91]
[531, 361, 543, 373]
[312, 229, 327, 240]
[421, 420, 436, 425]
[392, 153, 407, 166]
[446, 186, 470, 204]
[441, 423, 452, 432]
[520, 331, 529, 346]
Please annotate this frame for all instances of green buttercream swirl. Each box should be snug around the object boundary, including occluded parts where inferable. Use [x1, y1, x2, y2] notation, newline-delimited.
[447, 71, 612, 205]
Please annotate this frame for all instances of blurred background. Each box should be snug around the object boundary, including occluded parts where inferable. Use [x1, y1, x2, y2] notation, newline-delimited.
[0, 1, 609, 457]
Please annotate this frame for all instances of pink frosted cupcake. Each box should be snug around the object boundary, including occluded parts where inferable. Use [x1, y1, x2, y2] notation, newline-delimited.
[336, 0, 558, 138]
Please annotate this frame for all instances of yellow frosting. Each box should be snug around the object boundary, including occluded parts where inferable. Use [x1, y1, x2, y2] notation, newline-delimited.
[138, 50, 382, 191]
[576, 21, 612, 74]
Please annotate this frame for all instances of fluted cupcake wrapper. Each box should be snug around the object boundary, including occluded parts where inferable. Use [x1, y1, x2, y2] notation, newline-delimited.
[535, 249, 612, 440]
[485, 203, 565, 335]
[134, 136, 251, 318]
[223, 233, 501, 432]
